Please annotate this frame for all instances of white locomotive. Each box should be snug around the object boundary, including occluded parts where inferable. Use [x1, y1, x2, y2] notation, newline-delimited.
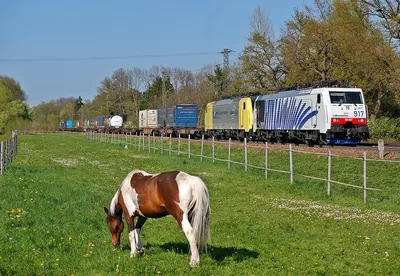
[252, 87, 369, 145]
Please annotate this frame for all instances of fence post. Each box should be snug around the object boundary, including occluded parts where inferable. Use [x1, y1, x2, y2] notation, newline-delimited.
[289, 144, 293, 184]
[228, 138, 231, 169]
[212, 136, 215, 163]
[148, 134, 150, 153]
[169, 134, 172, 156]
[200, 134, 204, 161]
[138, 133, 141, 151]
[142, 133, 145, 151]
[244, 138, 248, 172]
[188, 134, 191, 159]
[153, 132, 156, 153]
[327, 151, 332, 196]
[178, 133, 181, 156]
[161, 134, 164, 155]
[1, 141, 4, 176]
[363, 152, 367, 203]
[378, 139, 384, 159]
[265, 142, 268, 180]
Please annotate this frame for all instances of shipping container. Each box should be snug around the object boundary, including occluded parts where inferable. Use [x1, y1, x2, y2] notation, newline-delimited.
[66, 120, 77, 129]
[96, 115, 111, 128]
[139, 110, 158, 128]
[157, 107, 167, 128]
[166, 104, 198, 128]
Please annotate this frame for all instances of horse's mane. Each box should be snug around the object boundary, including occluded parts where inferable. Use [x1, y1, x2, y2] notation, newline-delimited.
[109, 189, 120, 216]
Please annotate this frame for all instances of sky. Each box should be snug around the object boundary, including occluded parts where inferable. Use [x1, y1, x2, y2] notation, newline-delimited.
[0, 0, 313, 107]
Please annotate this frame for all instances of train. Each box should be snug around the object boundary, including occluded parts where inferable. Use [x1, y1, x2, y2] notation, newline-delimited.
[60, 85, 370, 145]
[59, 115, 124, 133]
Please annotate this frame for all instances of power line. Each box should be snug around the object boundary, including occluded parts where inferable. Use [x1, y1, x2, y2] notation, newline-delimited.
[0, 52, 220, 63]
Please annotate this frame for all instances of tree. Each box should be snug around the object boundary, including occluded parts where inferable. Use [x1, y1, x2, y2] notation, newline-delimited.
[0, 76, 30, 133]
[241, 5, 284, 91]
[281, 0, 336, 85]
[206, 65, 230, 98]
[358, 0, 400, 45]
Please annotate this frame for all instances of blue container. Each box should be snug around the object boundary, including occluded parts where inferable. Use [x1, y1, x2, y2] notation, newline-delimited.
[157, 107, 167, 128]
[60, 121, 66, 128]
[166, 104, 198, 128]
[66, 120, 76, 129]
[96, 115, 111, 127]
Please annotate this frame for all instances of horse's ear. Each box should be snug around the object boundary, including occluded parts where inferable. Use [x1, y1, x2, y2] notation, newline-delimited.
[104, 207, 109, 214]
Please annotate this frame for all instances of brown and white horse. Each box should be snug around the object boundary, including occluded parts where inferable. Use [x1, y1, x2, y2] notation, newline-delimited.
[104, 170, 210, 267]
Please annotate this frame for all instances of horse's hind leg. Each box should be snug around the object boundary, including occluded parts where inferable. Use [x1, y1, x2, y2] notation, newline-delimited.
[171, 210, 200, 267]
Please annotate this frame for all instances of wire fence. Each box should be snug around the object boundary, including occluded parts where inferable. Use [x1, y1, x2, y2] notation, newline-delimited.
[1, 130, 18, 176]
[87, 131, 400, 203]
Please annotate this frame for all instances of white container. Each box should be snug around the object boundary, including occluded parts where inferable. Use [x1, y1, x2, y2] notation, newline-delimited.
[110, 115, 123, 128]
[139, 110, 158, 128]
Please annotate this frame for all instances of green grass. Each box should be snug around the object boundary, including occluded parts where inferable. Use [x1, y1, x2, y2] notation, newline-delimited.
[1, 133, 400, 275]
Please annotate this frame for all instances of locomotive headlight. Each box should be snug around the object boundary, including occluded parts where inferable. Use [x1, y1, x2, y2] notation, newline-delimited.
[358, 119, 364, 123]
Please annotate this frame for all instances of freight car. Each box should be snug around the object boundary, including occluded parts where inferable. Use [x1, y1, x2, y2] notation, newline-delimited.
[137, 104, 202, 136]
[59, 119, 84, 132]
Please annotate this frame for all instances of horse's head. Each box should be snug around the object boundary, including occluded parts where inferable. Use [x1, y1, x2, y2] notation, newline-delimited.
[104, 207, 124, 247]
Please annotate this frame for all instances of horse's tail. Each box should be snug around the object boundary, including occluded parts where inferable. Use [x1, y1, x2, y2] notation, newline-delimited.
[187, 175, 211, 252]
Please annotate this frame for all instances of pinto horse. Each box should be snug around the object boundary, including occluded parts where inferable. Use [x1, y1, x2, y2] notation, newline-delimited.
[104, 170, 210, 267]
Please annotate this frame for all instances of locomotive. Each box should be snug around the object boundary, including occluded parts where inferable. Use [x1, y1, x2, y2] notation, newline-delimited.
[205, 87, 369, 145]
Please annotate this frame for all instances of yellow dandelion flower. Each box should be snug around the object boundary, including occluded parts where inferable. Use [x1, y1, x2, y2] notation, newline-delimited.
[17, 208, 22, 213]
[56, 258, 60, 262]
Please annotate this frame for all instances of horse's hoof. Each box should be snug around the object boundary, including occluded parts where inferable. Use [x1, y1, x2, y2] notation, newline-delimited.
[130, 251, 138, 258]
[189, 260, 199, 267]
[140, 248, 146, 257]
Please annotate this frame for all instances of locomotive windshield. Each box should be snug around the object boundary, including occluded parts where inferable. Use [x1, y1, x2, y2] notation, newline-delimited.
[329, 91, 363, 105]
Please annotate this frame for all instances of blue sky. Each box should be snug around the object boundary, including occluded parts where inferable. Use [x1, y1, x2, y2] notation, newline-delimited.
[0, 0, 313, 107]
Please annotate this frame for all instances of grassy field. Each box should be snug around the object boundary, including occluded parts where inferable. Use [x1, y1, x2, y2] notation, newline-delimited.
[1, 133, 400, 275]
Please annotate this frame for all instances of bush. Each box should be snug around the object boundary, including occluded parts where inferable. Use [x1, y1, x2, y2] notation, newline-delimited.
[368, 117, 400, 141]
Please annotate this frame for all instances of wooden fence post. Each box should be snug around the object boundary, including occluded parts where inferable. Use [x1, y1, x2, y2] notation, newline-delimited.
[244, 138, 248, 172]
[212, 136, 215, 163]
[363, 152, 367, 203]
[188, 134, 191, 159]
[200, 134, 204, 161]
[265, 142, 268, 180]
[289, 144, 293, 184]
[142, 133, 145, 151]
[0, 141, 4, 176]
[161, 134, 164, 155]
[327, 151, 332, 196]
[178, 133, 181, 156]
[148, 134, 151, 153]
[169, 134, 172, 156]
[228, 138, 231, 169]
[153, 132, 156, 154]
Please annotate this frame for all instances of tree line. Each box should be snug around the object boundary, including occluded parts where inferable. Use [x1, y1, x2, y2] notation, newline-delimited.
[2, 0, 400, 137]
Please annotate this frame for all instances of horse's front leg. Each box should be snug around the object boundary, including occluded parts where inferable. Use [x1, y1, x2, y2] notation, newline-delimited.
[134, 216, 147, 255]
[123, 212, 139, 257]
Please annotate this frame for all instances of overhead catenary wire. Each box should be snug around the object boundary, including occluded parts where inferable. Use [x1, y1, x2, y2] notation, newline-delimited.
[0, 52, 221, 63]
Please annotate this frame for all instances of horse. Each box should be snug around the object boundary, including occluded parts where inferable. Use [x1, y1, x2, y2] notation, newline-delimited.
[104, 169, 211, 267]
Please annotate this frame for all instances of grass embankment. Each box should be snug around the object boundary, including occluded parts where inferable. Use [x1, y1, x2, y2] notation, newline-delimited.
[0, 133, 399, 275]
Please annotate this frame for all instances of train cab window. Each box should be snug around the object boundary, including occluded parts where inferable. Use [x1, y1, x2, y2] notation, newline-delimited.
[317, 94, 321, 104]
[329, 91, 363, 104]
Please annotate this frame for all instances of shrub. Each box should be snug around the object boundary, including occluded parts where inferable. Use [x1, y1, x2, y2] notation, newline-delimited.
[368, 117, 400, 141]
